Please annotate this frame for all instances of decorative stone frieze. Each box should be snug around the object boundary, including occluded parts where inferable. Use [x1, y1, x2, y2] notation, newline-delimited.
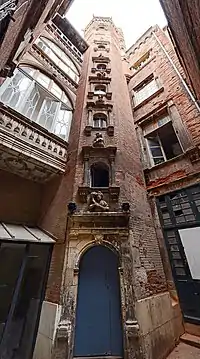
[87, 91, 112, 100]
[91, 67, 111, 74]
[92, 54, 110, 64]
[68, 211, 130, 229]
[89, 74, 111, 82]
[0, 103, 68, 182]
[86, 100, 113, 110]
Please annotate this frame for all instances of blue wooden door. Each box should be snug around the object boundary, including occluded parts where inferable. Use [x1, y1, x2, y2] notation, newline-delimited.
[74, 246, 123, 357]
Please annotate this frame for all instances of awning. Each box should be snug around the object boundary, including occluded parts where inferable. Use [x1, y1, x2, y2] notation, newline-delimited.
[0, 223, 55, 243]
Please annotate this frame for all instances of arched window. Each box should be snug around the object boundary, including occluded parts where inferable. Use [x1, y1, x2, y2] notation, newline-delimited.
[35, 37, 79, 83]
[94, 85, 106, 96]
[93, 113, 107, 128]
[0, 67, 73, 140]
[97, 63, 106, 71]
[91, 163, 109, 187]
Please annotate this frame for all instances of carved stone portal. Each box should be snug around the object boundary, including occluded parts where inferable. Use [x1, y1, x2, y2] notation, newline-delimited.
[87, 191, 109, 212]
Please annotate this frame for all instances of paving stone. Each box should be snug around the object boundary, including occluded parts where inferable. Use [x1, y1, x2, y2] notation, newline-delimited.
[167, 343, 200, 359]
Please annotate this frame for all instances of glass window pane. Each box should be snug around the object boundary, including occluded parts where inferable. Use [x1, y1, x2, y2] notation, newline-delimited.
[51, 82, 62, 99]
[62, 93, 72, 108]
[54, 106, 72, 140]
[35, 37, 79, 82]
[37, 73, 51, 89]
[134, 79, 159, 105]
[38, 98, 58, 130]
[0, 71, 31, 109]
[20, 67, 36, 77]
[22, 84, 40, 119]
[0, 243, 26, 340]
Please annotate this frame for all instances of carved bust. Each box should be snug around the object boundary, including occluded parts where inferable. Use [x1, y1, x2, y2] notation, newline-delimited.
[93, 133, 104, 148]
[87, 191, 109, 212]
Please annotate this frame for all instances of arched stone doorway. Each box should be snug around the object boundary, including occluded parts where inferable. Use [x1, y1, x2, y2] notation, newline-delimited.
[74, 245, 123, 357]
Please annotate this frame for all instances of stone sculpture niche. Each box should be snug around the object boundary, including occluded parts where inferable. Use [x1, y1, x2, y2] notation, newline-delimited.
[87, 191, 109, 212]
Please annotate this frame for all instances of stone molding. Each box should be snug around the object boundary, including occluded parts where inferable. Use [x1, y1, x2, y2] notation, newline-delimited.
[68, 211, 129, 229]
[82, 145, 116, 159]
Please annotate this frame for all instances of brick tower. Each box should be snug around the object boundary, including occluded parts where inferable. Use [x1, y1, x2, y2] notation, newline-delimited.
[53, 17, 179, 359]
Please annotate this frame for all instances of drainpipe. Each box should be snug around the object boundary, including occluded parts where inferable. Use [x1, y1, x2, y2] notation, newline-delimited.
[152, 30, 200, 113]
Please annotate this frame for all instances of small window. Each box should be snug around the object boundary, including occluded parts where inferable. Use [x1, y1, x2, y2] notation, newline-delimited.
[97, 63, 106, 71]
[145, 119, 182, 166]
[93, 113, 107, 128]
[130, 51, 151, 72]
[97, 26, 105, 30]
[98, 45, 106, 50]
[133, 77, 159, 105]
[91, 163, 109, 187]
[94, 85, 106, 95]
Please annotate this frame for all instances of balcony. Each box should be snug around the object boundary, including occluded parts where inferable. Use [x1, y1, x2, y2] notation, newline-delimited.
[0, 103, 68, 182]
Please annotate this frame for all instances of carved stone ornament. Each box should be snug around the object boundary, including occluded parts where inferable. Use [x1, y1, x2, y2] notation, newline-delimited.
[87, 191, 109, 212]
[56, 320, 71, 341]
[94, 234, 104, 243]
[93, 133, 105, 148]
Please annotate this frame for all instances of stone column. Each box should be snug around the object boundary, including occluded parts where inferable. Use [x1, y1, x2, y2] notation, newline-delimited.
[83, 157, 90, 185]
[121, 241, 144, 359]
[107, 109, 111, 126]
[110, 156, 115, 185]
[88, 109, 93, 126]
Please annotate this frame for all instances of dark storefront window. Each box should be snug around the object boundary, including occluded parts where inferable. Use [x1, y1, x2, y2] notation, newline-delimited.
[157, 184, 200, 324]
[0, 242, 52, 359]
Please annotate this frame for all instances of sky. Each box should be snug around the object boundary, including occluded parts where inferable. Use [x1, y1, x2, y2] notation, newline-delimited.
[66, 0, 167, 49]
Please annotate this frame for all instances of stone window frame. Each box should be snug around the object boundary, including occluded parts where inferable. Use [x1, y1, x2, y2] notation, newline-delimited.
[84, 107, 114, 136]
[87, 78, 112, 101]
[82, 152, 116, 190]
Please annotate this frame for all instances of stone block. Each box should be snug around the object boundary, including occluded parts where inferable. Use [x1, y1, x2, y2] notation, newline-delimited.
[136, 292, 174, 336]
[33, 301, 61, 359]
[142, 319, 175, 359]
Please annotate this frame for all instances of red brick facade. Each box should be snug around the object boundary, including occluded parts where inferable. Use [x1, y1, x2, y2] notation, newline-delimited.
[0, 0, 73, 76]
[159, 0, 200, 102]
[127, 26, 200, 197]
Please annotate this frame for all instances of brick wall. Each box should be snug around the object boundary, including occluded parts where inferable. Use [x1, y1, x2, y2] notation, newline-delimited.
[127, 26, 200, 197]
[0, 169, 41, 224]
[159, 0, 200, 101]
[0, 0, 59, 72]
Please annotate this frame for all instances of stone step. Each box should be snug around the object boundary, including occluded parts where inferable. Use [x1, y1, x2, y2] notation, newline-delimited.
[180, 333, 200, 349]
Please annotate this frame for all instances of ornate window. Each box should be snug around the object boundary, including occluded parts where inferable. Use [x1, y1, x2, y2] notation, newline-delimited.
[93, 113, 107, 128]
[94, 85, 107, 96]
[0, 67, 73, 140]
[90, 163, 109, 187]
[35, 37, 80, 83]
